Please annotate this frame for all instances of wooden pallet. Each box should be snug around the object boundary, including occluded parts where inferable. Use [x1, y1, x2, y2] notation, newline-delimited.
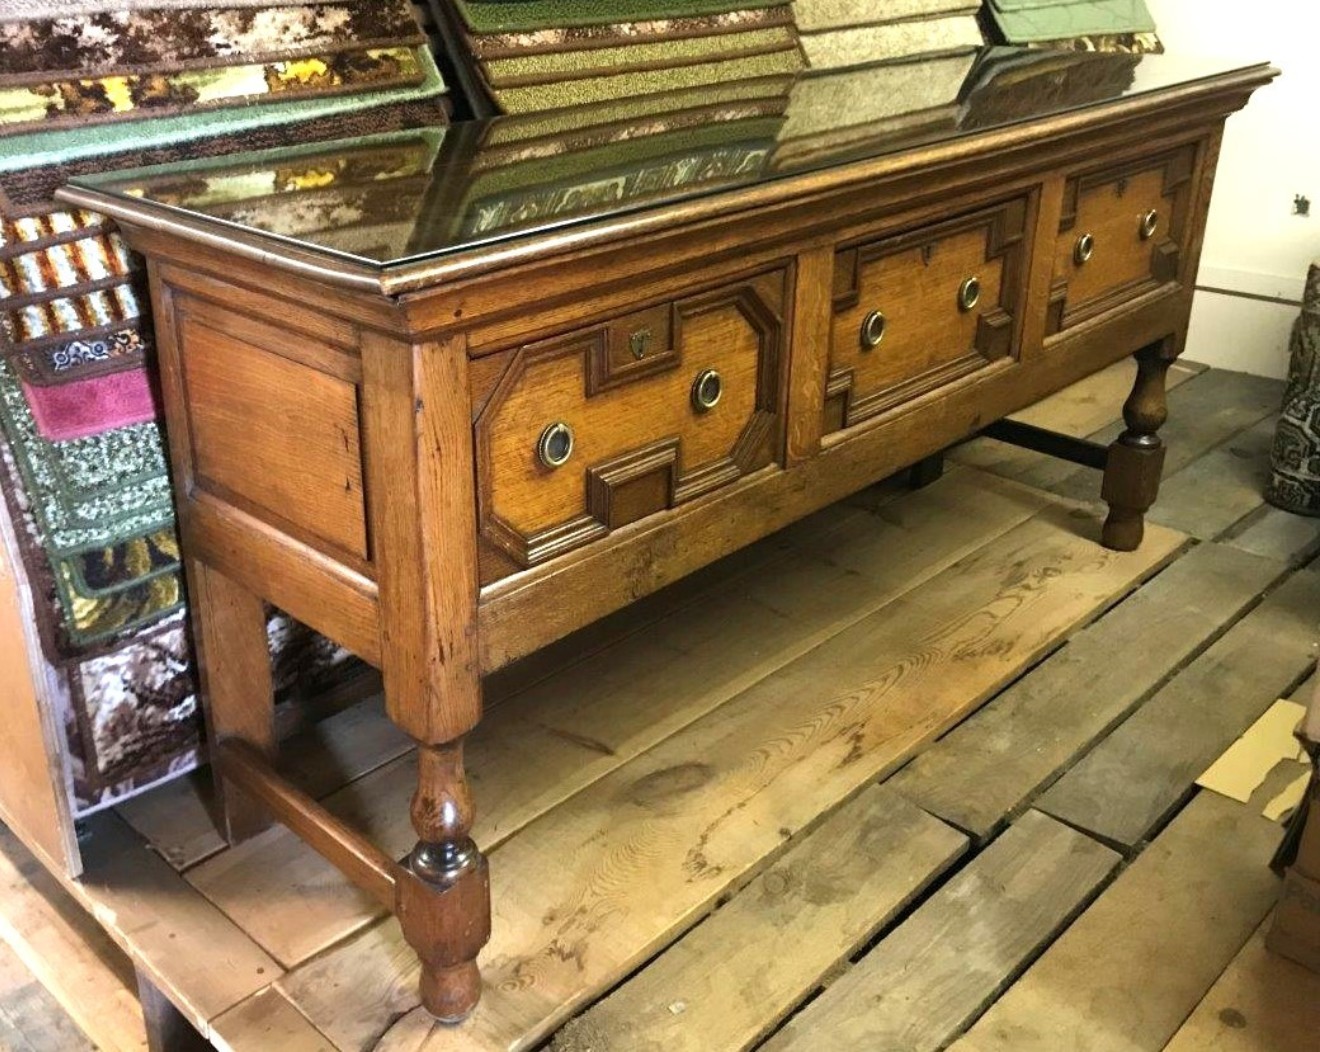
[2, 362, 1318, 1052]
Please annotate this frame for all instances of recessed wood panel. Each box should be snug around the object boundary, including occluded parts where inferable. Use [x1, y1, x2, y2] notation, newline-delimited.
[826, 196, 1029, 433]
[179, 312, 369, 563]
[473, 270, 786, 581]
[1049, 146, 1196, 333]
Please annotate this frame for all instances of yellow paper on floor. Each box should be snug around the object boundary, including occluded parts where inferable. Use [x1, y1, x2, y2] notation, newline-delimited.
[1196, 699, 1308, 804]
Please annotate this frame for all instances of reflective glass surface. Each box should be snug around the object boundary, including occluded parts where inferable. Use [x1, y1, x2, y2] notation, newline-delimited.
[71, 47, 1264, 270]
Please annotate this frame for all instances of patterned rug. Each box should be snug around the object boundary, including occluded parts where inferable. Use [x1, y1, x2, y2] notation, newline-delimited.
[790, 0, 985, 69]
[432, 0, 804, 114]
[0, 45, 445, 174]
[92, 127, 448, 260]
[983, 0, 1155, 44]
[793, 0, 982, 31]
[0, 3, 424, 83]
[981, 0, 1163, 51]
[452, 0, 788, 33]
[0, 45, 427, 134]
[957, 45, 1140, 124]
[459, 112, 784, 236]
[772, 51, 975, 168]
[0, 0, 297, 18]
[0, 2, 449, 814]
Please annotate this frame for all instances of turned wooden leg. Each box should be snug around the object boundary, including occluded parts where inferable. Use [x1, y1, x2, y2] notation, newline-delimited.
[1101, 341, 1175, 552]
[362, 333, 492, 1021]
[396, 739, 491, 1023]
[186, 558, 275, 843]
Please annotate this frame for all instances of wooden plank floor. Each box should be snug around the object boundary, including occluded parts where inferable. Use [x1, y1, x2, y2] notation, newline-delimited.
[1, 362, 1319, 1052]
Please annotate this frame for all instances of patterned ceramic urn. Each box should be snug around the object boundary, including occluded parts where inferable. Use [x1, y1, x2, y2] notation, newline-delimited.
[1267, 263, 1320, 516]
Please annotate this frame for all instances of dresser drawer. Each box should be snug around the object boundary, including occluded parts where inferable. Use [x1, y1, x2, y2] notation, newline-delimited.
[1049, 145, 1197, 333]
[473, 269, 786, 582]
[824, 196, 1030, 434]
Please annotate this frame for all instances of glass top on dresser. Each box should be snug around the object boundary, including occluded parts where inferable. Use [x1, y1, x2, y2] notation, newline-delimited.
[70, 47, 1265, 272]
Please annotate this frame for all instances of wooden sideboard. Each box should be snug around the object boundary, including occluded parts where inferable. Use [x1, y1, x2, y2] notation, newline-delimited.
[60, 48, 1275, 1023]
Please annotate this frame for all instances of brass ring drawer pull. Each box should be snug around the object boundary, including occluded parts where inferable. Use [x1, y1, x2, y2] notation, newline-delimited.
[860, 310, 887, 349]
[692, 368, 723, 412]
[1140, 209, 1160, 240]
[1074, 232, 1096, 265]
[958, 276, 982, 313]
[537, 421, 575, 468]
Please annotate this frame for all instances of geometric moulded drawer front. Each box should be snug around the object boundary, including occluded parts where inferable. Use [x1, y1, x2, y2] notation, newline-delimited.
[1049, 144, 1197, 334]
[825, 195, 1030, 434]
[474, 268, 786, 582]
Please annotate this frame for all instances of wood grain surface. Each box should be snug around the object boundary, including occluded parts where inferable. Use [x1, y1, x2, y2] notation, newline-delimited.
[892, 541, 1289, 840]
[950, 793, 1284, 1052]
[763, 811, 1119, 1052]
[1037, 568, 1320, 848]
[187, 470, 1049, 967]
[277, 510, 1181, 1052]
[552, 787, 967, 1052]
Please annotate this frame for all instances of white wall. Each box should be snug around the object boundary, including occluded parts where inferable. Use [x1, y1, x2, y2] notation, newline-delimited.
[1148, 0, 1319, 376]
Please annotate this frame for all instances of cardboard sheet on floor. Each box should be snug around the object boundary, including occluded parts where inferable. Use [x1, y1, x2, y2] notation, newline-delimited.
[1196, 699, 1307, 803]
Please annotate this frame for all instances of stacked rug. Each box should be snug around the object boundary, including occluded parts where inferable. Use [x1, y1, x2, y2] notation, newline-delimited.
[792, 0, 984, 69]
[430, 0, 806, 115]
[112, 111, 787, 264]
[773, 48, 975, 167]
[0, 0, 450, 815]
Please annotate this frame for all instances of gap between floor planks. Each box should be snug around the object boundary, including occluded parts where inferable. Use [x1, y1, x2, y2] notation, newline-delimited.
[1035, 566, 1320, 850]
[0, 822, 147, 1052]
[947, 791, 1286, 1052]
[1161, 919, 1320, 1052]
[890, 539, 1303, 843]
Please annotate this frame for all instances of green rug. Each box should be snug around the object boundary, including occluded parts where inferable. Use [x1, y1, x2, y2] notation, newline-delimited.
[496, 48, 802, 112]
[466, 6, 792, 58]
[453, 0, 786, 33]
[986, 0, 1156, 43]
[0, 46, 426, 134]
[482, 24, 798, 86]
[0, 45, 446, 173]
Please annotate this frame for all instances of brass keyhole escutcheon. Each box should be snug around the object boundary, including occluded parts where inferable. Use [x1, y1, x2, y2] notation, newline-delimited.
[537, 421, 575, 468]
[958, 276, 982, 313]
[860, 310, 887, 350]
[629, 328, 652, 360]
[1074, 232, 1096, 265]
[1139, 209, 1160, 240]
[692, 368, 723, 412]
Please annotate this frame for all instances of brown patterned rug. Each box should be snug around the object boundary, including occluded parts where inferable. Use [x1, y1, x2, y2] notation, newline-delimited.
[0, 2, 425, 84]
[0, 0, 449, 815]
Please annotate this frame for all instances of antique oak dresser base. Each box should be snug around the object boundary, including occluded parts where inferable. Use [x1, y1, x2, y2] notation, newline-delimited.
[59, 56, 1274, 1022]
